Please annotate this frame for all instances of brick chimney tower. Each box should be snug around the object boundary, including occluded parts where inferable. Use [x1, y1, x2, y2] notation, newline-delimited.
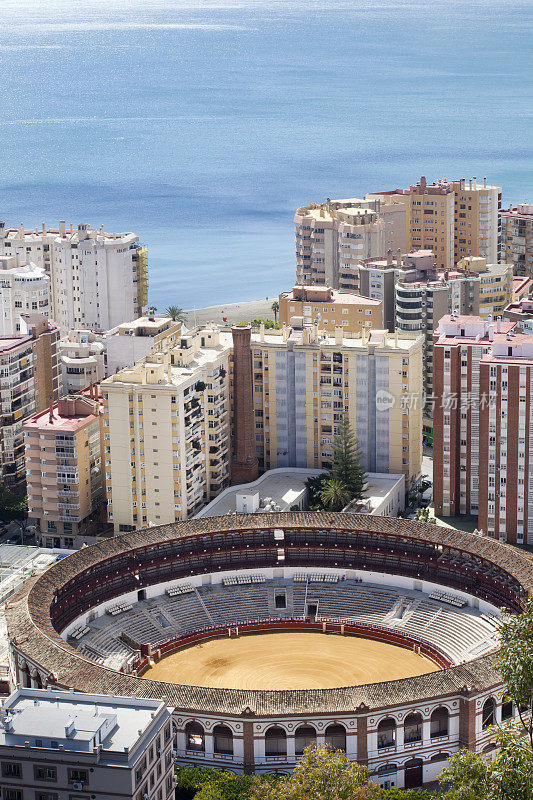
[231, 325, 259, 485]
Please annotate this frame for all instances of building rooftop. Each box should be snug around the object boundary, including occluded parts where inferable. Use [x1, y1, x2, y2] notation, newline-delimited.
[0, 334, 33, 353]
[24, 395, 101, 434]
[0, 688, 166, 755]
[196, 468, 324, 518]
[104, 328, 232, 390]
[256, 326, 420, 352]
[281, 286, 381, 307]
[115, 316, 176, 337]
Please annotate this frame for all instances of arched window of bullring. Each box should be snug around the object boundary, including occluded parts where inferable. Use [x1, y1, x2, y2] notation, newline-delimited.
[295, 725, 317, 755]
[213, 725, 233, 755]
[404, 712, 423, 743]
[265, 727, 287, 756]
[482, 698, 495, 729]
[185, 721, 205, 752]
[430, 706, 449, 738]
[325, 724, 346, 751]
[377, 718, 396, 749]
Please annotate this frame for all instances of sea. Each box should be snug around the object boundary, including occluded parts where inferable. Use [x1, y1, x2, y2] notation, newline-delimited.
[0, 0, 531, 311]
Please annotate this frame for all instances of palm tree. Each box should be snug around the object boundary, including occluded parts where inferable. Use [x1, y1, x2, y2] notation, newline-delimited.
[271, 300, 279, 324]
[319, 476, 351, 512]
[148, 305, 157, 316]
[165, 305, 184, 323]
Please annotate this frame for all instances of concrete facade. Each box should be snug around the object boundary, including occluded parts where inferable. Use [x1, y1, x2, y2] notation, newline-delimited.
[0, 259, 50, 336]
[104, 316, 182, 377]
[0, 688, 174, 800]
[0, 221, 148, 334]
[433, 315, 533, 544]
[59, 329, 106, 393]
[499, 203, 533, 277]
[278, 285, 383, 335]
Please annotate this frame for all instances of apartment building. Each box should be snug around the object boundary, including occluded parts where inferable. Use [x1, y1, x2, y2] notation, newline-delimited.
[0, 316, 61, 486]
[433, 315, 533, 544]
[357, 252, 401, 331]
[368, 176, 501, 269]
[278, 285, 383, 334]
[0, 687, 174, 800]
[243, 322, 423, 488]
[500, 203, 533, 276]
[24, 390, 105, 549]
[103, 326, 231, 532]
[59, 329, 106, 393]
[394, 252, 515, 397]
[0, 258, 50, 336]
[104, 315, 182, 376]
[504, 296, 533, 333]
[0, 221, 148, 333]
[294, 197, 406, 287]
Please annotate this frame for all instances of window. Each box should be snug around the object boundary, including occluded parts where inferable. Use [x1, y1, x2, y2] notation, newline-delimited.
[295, 725, 316, 755]
[213, 724, 233, 755]
[36, 793, 58, 800]
[482, 697, 495, 729]
[404, 712, 422, 743]
[265, 726, 287, 756]
[67, 769, 87, 785]
[325, 724, 346, 751]
[1, 763, 21, 778]
[185, 721, 205, 751]
[3, 791, 22, 800]
[430, 706, 449, 738]
[34, 766, 57, 782]
[377, 718, 396, 749]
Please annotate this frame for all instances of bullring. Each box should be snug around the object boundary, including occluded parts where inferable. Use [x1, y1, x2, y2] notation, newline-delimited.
[6, 512, 533, 789]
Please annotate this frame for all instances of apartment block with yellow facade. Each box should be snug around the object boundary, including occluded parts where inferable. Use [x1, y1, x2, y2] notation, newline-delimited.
[102, 326, 232, 532]
[249, 322, 423, 488]
[278, 285, 383, 334]
[367, 176, 501, 270]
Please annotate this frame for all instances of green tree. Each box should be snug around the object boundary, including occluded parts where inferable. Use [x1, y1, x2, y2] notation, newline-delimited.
[251, 744, 380, 800]
[495, 598, 533, 748]
[0, 483, 27, 521]
[165, 305, 185, 322]
[319, 476, 352, 511]
[331, 416, 368, 502]
[148, 305, 157, 315]
[271, 300, 279, 324]
[440, 724, 533, 800]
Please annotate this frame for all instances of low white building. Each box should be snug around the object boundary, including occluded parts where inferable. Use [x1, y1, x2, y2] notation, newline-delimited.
[197, 469, 406, 519]
[0, 688, 174, 800]
[0, 258, 50, 335]
[343, 472, 406, 517]
[59, 329, 106, 392]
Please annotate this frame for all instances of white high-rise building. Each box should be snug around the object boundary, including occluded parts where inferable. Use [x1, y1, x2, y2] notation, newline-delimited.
[0, 221, 148, 333]
[0, 257, 50, 335]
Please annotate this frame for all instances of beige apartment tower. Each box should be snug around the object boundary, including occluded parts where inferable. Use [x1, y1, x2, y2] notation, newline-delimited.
[247, 322, 423, 488]
[368, 176, 501, 269]
[103, 326, 231, 532]
[294, 197, 406, 288]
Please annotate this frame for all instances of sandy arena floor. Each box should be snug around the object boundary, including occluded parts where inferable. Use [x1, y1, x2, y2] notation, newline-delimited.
[143, 632, 439, 689]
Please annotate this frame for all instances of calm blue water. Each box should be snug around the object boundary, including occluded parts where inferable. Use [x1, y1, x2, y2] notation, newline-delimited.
[0, 0, 531, 310]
